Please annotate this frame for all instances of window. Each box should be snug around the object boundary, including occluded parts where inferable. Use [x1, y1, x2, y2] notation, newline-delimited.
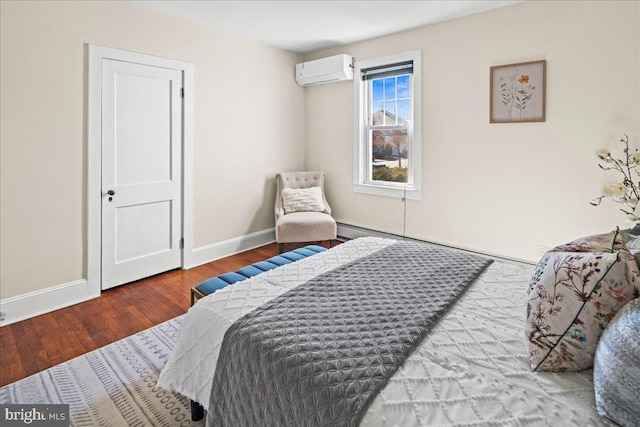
[353, 50, 421, 199]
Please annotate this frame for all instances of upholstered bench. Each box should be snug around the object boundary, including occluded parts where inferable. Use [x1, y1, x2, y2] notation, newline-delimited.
[190, 245, 328, 305]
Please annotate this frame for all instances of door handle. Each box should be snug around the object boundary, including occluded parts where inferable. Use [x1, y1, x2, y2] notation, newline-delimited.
[107, 190, 115, 196]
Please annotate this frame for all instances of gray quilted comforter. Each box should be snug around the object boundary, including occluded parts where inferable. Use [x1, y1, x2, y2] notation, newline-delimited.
[206, 241, 493, 427]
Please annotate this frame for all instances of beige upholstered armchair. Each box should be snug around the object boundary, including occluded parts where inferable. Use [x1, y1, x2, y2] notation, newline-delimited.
[275, 171, 337, 253]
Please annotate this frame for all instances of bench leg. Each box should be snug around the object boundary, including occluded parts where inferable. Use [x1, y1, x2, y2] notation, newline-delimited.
[191, 400, 204, 421]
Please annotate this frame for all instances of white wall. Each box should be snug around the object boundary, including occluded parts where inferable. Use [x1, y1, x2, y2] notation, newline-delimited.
[304, 1, 640, 262]
[0, 1, 305, 300]
[1, 0, 638, 315]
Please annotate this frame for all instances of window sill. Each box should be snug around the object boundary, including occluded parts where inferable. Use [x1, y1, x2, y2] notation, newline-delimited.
[353, 183, 422, 200]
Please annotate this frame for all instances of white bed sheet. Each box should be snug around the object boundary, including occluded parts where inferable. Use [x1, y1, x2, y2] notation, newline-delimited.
[158, 237, 605, 426]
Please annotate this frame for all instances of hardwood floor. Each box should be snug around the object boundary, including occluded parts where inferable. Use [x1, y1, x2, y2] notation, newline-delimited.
[0, 241, 334, 387]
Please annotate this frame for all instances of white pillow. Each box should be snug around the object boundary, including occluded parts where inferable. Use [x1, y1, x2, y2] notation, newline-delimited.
[282, 187, 324, 214]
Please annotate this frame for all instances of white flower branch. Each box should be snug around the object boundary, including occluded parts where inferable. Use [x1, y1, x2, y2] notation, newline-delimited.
[592, 134, 640, 221]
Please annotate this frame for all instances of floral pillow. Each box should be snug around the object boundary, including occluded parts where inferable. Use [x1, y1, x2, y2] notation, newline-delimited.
[621, 232, 640, 268]
[550, 229, 640, 301]
[525, 231, 640, 372]
[550, 229, 626, 253]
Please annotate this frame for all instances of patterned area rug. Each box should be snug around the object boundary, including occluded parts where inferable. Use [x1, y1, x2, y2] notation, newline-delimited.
[0, 315, 203, 426]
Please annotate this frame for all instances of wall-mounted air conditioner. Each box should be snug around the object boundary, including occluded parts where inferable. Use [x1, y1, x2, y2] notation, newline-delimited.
[295, 54, 354, 87]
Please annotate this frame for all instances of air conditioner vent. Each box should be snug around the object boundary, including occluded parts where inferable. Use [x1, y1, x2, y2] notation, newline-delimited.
[295, 54, 354, 87]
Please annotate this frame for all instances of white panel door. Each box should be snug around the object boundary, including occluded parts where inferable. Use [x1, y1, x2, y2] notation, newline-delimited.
[101, 59, 183, 290]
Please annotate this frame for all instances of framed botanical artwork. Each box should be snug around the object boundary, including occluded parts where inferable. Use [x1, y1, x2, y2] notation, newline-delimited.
[490, 59, 546, 123]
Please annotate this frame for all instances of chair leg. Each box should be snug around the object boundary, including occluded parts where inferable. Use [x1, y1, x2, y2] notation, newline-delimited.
[191, 400, 204, 421]
[278, 243, 284, 253]
[330, 239, 335, 248]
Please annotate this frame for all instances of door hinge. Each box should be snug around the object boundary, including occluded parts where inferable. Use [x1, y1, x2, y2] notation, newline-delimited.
[179, 238, 184, 249]
[180, 88, 184, 98]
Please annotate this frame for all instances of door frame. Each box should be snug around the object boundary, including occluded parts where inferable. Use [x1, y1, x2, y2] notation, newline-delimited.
[87, 44, 194, 295]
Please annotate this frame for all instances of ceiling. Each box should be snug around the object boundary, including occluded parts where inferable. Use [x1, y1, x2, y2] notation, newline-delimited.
[129, 1, 523, 54]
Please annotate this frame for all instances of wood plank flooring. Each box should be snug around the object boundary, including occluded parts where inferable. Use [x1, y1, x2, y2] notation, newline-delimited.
[0, 242, 334, 387]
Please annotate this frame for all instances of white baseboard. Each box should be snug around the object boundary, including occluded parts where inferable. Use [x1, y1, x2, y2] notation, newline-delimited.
[0, 279, 99, 327]
[185, 228, 276, 269]
[337, 223, 401, 240]
[4, 225, 526, 327]
[337, 222, 534, 266]
[0, 229, 276, 327]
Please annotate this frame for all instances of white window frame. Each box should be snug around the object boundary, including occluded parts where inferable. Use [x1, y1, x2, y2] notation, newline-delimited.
[353, 50, 422, 200]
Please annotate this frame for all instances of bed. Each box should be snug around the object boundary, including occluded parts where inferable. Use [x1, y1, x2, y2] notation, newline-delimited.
[157, 237, 605, 426]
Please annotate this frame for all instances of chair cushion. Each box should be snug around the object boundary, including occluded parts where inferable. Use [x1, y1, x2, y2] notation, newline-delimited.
[276, 211, 336, 244]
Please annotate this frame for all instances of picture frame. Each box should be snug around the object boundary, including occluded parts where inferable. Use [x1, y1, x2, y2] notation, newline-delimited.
[490, 59, 546, 123]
